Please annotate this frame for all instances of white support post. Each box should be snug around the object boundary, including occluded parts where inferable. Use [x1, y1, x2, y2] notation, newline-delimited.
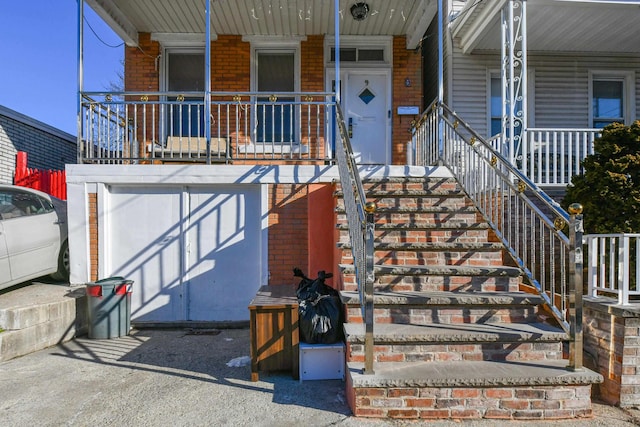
[77, 0, 84, 163]
[501, 0, 527, 167]
[335, 0, 340, 103]
[205, 0, 212, 165]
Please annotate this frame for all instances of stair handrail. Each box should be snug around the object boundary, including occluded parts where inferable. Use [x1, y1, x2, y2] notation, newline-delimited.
[410, 100, 585, 371]
[334, 103, 376, 375]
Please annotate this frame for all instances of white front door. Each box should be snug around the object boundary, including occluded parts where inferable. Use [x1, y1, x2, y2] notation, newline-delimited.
[330, 70, 391, 164]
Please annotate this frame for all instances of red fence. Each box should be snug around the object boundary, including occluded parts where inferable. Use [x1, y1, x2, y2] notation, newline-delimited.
[13, 152, 67, 200]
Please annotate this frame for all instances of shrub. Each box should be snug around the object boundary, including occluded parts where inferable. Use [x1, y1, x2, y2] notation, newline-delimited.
[562, 121, 640, 234]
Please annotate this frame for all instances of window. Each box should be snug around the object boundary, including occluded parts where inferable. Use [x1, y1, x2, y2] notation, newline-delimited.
[490, 76, 502, 137]
[589, 71, 634, 129]
[592, 79, 624, 128]
[330, 48, 385, 62]
[488, 72, 529, 139]
[256, 51, 296, 143]
[166, 51, 205, 137]
[0, 190, 51, 219]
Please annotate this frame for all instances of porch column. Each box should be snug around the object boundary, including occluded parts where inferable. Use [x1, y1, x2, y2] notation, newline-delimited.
[205, 0, 212, 164]
[334, 0, 340, 103]
[501, 0, 527, 166]
[77, 0, 84, 164]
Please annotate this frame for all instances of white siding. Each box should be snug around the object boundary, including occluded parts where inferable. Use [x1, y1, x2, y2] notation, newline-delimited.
[447, 49, 640, 136]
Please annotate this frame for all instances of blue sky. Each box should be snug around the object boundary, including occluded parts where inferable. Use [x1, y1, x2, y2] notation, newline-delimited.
[0, 1, 123, 135]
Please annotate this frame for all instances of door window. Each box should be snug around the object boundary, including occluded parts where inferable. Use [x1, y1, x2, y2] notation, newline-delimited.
[167, 52, 205, 137]
[256, 51, 296, 143]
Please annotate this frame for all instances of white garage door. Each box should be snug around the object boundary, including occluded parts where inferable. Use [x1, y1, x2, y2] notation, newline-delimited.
[107, 185, 264, 322]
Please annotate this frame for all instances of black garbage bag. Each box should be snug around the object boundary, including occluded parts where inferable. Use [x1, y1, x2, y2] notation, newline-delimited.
[293, 268, 344, 344]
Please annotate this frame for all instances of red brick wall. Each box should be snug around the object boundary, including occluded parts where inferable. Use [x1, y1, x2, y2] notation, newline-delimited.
[268, 184, 310, 285]
[301, 35, 324, 92]
[392, 36, 423, 164]
[212, 35, 251, 91]
[88, 193, 98, 281]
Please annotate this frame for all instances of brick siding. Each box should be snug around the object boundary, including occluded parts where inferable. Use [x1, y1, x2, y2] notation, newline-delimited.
[0, 106, 75, 184]
[268, 184, 309, 284]
[392, 36, 423, 164]
[88, 192, 98, 282]
[347, 380, 593, 419]
[584, 298, 640, 407]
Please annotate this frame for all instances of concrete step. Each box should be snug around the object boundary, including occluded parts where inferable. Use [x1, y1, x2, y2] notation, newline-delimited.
[346, 359, 603, 419]
[341, 290, 542, 306]
[341, 290, 541, 324]
[344, 322, 566, 363]
[344, 322, 568, 344]
[336, 177, 462, 193]
[335, 193, 470, 211]
[0, 283, 87, 362]
[366, 242, 505, 251]
[339, 264, 522, 293]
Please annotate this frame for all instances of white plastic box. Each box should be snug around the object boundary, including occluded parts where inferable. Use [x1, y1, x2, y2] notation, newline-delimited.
[299, 342, 345, 381]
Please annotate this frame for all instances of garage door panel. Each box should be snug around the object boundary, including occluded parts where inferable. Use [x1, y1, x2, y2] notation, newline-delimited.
[187, 187, 262, 321]
[109, 187, 184, 322]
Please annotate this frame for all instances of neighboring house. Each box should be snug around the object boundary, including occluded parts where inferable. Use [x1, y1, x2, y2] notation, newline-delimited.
[70, 0, 639, 323]
[0, 105, 76, 184]
[431, 0, 640, 188]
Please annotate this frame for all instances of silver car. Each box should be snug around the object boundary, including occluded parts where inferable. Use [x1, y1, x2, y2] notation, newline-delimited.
[0, 185, 69, 290]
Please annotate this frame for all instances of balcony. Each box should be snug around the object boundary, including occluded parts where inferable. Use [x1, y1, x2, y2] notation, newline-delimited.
[79, 91, 336, 164]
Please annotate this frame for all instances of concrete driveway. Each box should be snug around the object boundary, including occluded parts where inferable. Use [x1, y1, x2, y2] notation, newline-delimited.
[1, 327, 639, 427]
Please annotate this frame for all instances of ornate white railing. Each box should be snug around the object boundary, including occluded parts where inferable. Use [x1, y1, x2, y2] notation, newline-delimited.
[79, 92, 335, 164]
[586, 234, 640, 305]
[484, 128, 600, 186]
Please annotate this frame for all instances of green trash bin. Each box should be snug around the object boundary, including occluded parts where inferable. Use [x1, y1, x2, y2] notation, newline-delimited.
[86, 277, 133, 339]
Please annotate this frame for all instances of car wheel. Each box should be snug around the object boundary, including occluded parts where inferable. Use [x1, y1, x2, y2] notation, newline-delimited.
[50, 241, 70, 281]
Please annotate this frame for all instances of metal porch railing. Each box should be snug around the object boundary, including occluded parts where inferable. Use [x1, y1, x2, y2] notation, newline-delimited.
[79, 92, 335, 164]
[485, 129, 600, 187]
[334, 103, 376, 375]
[409, 101, 586, 370]
[586, 233, 640, 305]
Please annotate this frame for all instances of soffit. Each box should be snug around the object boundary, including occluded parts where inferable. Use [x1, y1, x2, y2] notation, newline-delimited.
[452, 0, 640, 54]
[87, 0, 436, 48]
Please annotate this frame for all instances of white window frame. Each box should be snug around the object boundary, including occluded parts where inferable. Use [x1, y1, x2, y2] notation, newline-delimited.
[589, 70, 635, 128]
[486, 68, 535, 138]
[158, 43, 207, 142]
[244, 36, 304, 150]
[324, 36, 392, 68]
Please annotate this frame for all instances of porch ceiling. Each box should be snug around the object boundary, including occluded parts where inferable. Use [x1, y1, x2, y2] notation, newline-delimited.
[452, 0, 640, 54]
[85, 0, 436, 49]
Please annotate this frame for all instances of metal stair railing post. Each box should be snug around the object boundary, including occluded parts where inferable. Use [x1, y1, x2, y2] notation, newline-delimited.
[568, 203, 584, 370]
[335, 103, 376, 375]
[409, 100, 584, 371]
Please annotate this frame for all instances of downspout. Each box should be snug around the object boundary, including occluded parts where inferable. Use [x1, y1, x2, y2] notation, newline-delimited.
[437, 0, 443, 105]
[333, 0, 340, 160]
[335, 0, 340, 103]
[77, 0, 84, 164]
[437, 0, 444, 159]
[205, 0, 212, 165]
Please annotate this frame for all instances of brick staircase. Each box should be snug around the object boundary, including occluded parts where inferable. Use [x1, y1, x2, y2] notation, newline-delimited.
[335, 177, 602, 420]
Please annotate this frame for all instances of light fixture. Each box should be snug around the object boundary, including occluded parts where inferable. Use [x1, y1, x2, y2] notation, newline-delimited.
[350, 2, 369, 21]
